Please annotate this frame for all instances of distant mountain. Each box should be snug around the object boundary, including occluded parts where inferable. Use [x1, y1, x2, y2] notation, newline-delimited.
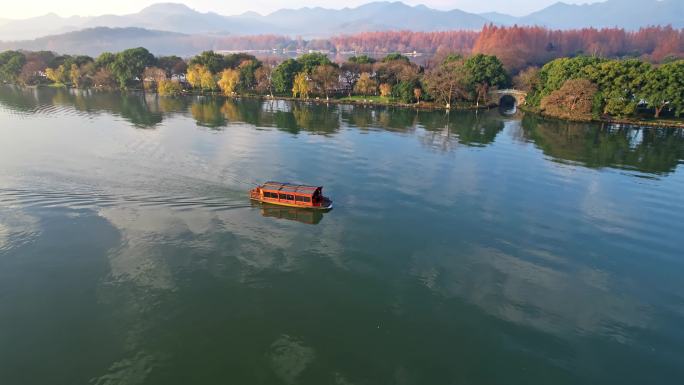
[519, 0, 684, 29]
[0, 2, 490, 41]
[0, 0, 682, 43]
[0, 13, 88, 41]
[78, 3, 276, 35]
[478, 12, 519, 26]
[0, 27, 202, 56]
[254, 2, 489, 35]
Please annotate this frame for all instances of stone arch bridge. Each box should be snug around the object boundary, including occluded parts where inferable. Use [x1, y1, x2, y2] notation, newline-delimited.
[488, 89, 527, 106]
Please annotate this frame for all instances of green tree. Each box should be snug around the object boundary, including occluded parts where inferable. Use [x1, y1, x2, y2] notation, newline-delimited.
[237, 60, 261, 92]
[641, 61, 684, 118]
[63, 55, 94, 69]
[224, 53, 258, 69]
[382, 53, 410, 63]
[95, 52, 116, 69]
[189, 51, 227, 74]
[584, 59, 651, 116]
[110, 47, 156, 89]
[0, 51, 26, 83]
[528, 56, 606, 106]
[392, 80, 420, 103]
[348, 55, 376, 64]
[296, 53, 332, 74]
[157, 55, 187, 78]
[272, 59, 302, 94]
[464, 54, 509, 104]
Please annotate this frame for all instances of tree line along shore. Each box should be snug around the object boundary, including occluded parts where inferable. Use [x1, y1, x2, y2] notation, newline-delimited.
[1, 47, 683, 123]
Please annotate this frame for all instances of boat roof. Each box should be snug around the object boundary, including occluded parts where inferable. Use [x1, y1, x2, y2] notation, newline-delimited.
[261, 181, 321, 194]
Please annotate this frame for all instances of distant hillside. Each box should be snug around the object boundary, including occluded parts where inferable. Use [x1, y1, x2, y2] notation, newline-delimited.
[0, 0, 682, 43]
[0, 2, 489, 41]
[519, 0, 684, 29]
[0, 28, 202, 56]
[252, 2, 489, 35]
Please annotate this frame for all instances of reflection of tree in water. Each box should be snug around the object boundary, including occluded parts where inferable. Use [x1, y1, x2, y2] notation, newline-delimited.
[157, 96, 187, 113]
[0, 86, 165, 128]
[190, 99, 226, 129]
[274, 102, 340, 135]
[522, 115, 684, 174]
[416, 110, 505, 149]
[0, 85, 44, 112]
[342, 106, 375, 130]
[119, 94, 163, 128]
[220, 100, 240, 122]
[376, 107, 416, 132]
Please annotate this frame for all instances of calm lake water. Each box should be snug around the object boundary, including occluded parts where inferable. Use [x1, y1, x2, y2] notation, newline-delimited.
[1, 85, 683, 385]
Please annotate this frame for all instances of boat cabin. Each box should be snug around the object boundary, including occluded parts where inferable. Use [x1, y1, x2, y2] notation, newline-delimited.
[250, 181, 331, 209]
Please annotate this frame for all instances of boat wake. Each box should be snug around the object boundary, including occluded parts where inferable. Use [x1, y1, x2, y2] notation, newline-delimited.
[0, 188, 252, 212]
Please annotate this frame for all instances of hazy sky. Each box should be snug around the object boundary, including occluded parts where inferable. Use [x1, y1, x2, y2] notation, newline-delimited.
[3, 0, 606, 19]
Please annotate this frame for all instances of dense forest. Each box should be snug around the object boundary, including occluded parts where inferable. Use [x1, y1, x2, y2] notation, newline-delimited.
[1, 25, 684, 122]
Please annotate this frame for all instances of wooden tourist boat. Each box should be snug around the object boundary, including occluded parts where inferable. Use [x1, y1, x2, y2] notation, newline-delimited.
[249, 181, 333, 210]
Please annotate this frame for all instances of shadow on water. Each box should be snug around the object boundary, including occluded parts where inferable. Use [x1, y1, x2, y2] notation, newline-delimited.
[252, 201, 326, 225]
[521, 114, 684, 175]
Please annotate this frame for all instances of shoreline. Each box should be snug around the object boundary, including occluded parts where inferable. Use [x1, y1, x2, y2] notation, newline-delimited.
[11, 84, 684, 129]
[518, 105, 684, 129]
[195, 92, 684, 129]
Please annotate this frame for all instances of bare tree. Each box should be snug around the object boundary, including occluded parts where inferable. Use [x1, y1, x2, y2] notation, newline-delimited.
[311, 64, 340, 100]
[424, 60, 470, 109]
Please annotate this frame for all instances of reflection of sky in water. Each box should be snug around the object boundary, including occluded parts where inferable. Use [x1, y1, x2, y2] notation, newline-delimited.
[1, 86, 684, 384]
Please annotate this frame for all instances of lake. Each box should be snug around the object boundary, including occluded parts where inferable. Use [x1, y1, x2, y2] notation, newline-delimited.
[1, 85, 683, 385]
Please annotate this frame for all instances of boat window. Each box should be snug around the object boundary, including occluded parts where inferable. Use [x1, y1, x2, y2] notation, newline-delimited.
[266, 192, 275, 198]
[295, 196, 304, 202]
[279, 193, 287, 199]
[303, 197, 311, 203]
[287, 194, 294, 200]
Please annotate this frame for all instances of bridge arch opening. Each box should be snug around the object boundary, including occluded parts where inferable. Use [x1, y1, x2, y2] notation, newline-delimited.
[498, 94, 517, 115]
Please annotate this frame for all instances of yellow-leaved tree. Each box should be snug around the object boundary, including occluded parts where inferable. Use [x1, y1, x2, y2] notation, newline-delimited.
[217, 69, 240, 96]
[186, 64, 204, 89]
[292, 72, 309, 99]
[69, 64, 82, 88]
[200, 67, 216, 91]
[379, 83, 392, 98]
[354, 72, 377, 97]
[45, 65, 67, 85]
[157, 79, 183, 96]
